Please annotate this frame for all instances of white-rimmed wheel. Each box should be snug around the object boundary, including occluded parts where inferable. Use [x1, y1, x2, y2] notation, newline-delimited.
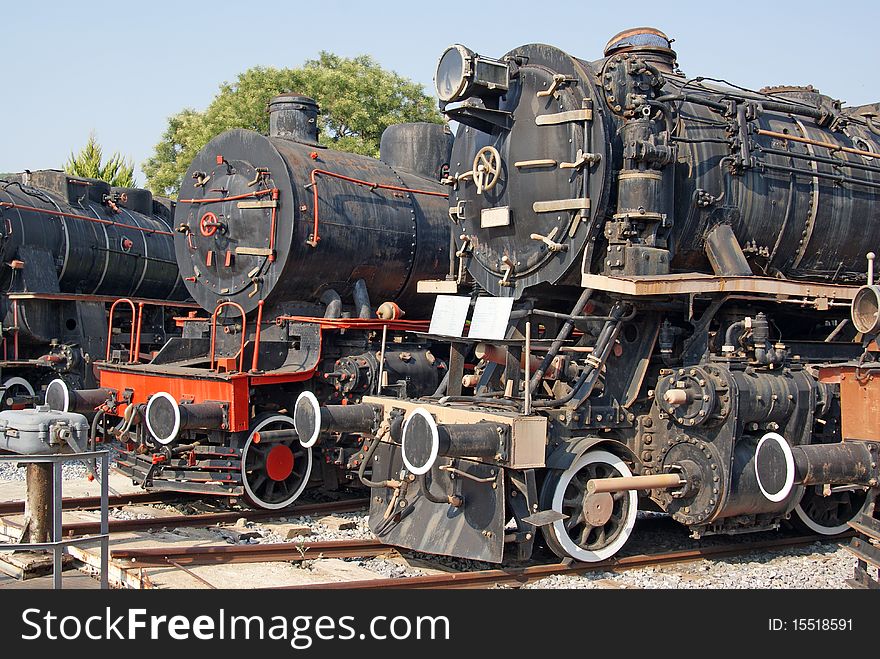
[540, 449, 638, 562]
[242, 414, 312, 510]
[792, 487, 869, 536]
[1, 376, 35, 410]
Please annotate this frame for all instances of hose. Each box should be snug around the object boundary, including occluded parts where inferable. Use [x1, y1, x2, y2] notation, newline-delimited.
[418, 471, 462, 507]
[724, 321, 747, 348]
[89, 409, 106, 452]
[430, 370, 450, 398]
[352, 279, 373, 319]
[356, 414, 404, 489]
[114, 404, 139, 438]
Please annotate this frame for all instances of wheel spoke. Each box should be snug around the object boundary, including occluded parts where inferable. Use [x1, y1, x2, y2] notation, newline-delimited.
[250, 472, 267, 491]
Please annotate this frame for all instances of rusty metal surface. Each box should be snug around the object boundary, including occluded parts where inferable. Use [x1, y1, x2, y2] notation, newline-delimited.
[820, 364, 880, 441]
[581, 273, 858, 303]
[0, 491, 181, 516]
[1, 498, 369, 537]
[284, 533, 851, 589]
[112, 538, 391, 566]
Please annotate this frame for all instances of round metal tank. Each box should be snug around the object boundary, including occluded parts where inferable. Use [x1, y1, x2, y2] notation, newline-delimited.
[174, 126, 451, 317]
[380, 122, 454, 181]
[0, 170, 186, 300]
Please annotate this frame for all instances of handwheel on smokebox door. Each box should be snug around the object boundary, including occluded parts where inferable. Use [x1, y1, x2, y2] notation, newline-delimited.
[540, 450, 638, 562]
[473, 146, 501, 194]
[241, 414, 313, 510]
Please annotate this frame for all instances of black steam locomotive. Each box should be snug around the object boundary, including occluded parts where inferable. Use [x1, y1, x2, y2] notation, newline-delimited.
[0, 170, 190, 408]
[299, 28, 880, 563]
[49, 96, 454, 509]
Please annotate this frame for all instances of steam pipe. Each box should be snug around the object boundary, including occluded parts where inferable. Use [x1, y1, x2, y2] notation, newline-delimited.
[320, 289, 342, 319]
[532, 301, 627, 409]
[528, 288, 593, 395]
[352, 279, 373, 319]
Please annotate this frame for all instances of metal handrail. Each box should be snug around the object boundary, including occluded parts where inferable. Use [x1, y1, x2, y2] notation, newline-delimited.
[0, 450, 109, 589]
[251, 299, 264, 373]
[134, 301, 145, 361]
[209, 301, 248, 372]
[106, 298, 137, 362]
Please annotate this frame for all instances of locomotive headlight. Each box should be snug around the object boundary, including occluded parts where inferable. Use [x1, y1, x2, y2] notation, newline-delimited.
[435, 44, 508, 104]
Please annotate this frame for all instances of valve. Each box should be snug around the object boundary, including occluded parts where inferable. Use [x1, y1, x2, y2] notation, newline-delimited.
[473, 146, 501, 194]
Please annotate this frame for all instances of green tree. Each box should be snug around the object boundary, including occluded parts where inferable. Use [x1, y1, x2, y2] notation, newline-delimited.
[143, 52, 443, 196]
[64, 133, 136, 187]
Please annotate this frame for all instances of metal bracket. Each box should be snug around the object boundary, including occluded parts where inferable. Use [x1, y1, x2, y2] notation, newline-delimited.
[499, 255, 514, 287]
[535, 109, 593, 126]
[536, 74, 577, 99]
[456, 235, 472, 284]
[533, 197, 591, 213]
[236, 200, 277, 209]
[560, 149, 602, 170]
[529, 227, 568, 252]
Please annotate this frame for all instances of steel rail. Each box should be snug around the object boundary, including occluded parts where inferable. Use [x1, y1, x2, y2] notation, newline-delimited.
[112, 538, 392, 566]
[283, 533, 852, 590]
[0, 491, 181, 515]
[51, 498, 369, 537]
[1, 498, 368, 537]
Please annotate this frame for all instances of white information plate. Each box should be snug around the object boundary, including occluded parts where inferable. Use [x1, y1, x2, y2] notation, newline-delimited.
[428, 295, 471, 338]
[481, 206, 511, 228]
[468, 297, 515, 341]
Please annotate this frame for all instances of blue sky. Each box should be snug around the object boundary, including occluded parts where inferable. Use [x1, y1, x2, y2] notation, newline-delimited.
[2, 0, 878, 184]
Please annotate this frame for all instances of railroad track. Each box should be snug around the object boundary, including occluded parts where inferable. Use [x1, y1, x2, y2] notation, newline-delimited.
[0, 498, 370, 537]
[112, 538, 393, 566]
[280, 533, 852, 590]
[106, 531, 852, 589]
[0, 491, 183, 516]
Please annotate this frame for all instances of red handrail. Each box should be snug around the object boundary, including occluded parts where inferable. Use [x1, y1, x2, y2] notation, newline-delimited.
[177, 189, 276, 204]
[250, 300, 265, 373]
[307, 169, 448, 247]
[209, 301, 248, 372]
[134, 302, 145, 361]
[0, 202, 173, 237]
[107, 298, 137, 363]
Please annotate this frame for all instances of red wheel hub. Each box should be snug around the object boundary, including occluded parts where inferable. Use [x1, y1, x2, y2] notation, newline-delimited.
[266, 444, 295, 481]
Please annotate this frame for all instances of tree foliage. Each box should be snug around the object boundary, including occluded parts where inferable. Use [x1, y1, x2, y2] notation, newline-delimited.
[143, 52, 443, 196]
[64, 133, 136, 187]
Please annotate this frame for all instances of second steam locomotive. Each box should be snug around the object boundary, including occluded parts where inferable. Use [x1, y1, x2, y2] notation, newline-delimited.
[50, 95, 454, 508]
